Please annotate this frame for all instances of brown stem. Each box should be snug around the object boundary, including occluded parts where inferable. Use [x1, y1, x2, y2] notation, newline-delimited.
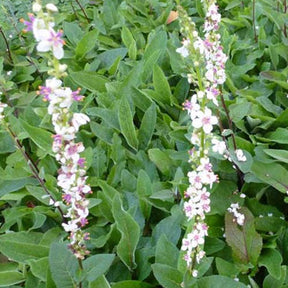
[219, 93, 244, 189]
[252, 0, 258, 43]
[0, 27, 13, 64]
[284, 0, 287, 37]
[75, 0, 89, 23]
[6, 125, 65, 219]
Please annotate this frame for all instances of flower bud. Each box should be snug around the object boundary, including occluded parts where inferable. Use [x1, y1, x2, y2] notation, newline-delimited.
[32, 2, 42, 12]
[46, 3, 58, 12]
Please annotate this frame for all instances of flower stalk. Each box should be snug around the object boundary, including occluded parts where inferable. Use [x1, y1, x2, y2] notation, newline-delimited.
[23, 1, 91, 259]
[176, 0, 228, 276]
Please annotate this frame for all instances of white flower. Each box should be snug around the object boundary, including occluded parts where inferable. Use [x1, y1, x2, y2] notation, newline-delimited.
[235, 149, 247, 162]
[46, 78, 62, 90]
[36, 28, 64, 59]
[211, 138, 226, 155]
[176, 39, 190, 58]
[46, 3, 58, 12]
[32, 2, 42, 12]
[72, 113, 90, 131]
[192, 107, 218, 134]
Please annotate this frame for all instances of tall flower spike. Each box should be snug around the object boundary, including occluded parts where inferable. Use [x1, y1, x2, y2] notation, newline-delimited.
[25, 2, 91, 259]
[177, 0, 227, 275]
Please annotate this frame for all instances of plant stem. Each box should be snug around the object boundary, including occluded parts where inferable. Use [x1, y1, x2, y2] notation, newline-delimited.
[252, 0, 258, 43]
[78, 258, 83, 288]
[0, 27, 13, 64]
[284, 0, 287, 37]
[75, 0, 89, 23]
[219, 93, 244, 189]
[5, 125, 65, 219]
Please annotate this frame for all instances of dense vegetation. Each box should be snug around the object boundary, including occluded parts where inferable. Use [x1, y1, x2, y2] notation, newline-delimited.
[1, 0, 288, 287]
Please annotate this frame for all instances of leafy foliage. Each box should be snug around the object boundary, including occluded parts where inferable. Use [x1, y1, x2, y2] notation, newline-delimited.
[0, 0, 288, 287]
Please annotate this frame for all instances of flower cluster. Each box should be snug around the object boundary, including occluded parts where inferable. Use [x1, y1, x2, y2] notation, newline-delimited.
[227, 203, 245, 226]
[24, 1, 91, 259]
[0, 102, 7, 121]
[21, 2, 64, 60]
[177, 0, 227, 275]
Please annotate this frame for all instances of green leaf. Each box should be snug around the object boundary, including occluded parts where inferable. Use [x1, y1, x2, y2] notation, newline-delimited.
[215, 258, 241, 278]
[121, 27, 137, 60]
[263, 266, 287, 288]
[225, 207, 262, 265]
[266, 128, 288, 144]
[152, 263, 183, 288]
[138, 103, 157, 149]
[75, 29, 98, 59]
[136, 170, 152, 219]
[83, 254, 115, 282]
[0, 271, 25, 287]
[26, 185, 50, 205]
[0, 232, 49, 263]
[264, 149, 288, 164]
[152, 65, 173, 105]
[259, 249, 283, 279]
[155, 235, 179, 268]
[0, 177, 38, 198]
[251, 161, 288, 193]
[49, 243, 78, 288]
[112, 194, 140, 270]
[118, 97, 138, 151]
[0, 131, 16, 154]
[20, 119, 53, 154]
[111, 281, 153, 288]
[148, 148, 173, 176]
[28, 257, 49, 281]
[195, 275, 248, 288]
[89, 275, 111, 288]
[70, 71, 109, 92]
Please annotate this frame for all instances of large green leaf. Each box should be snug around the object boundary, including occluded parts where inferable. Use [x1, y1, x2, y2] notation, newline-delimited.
[89, 275, 111, 288]
[0, 177, 38, 198]
[49, 243, 78, 288]
[118, 96, 138, 151]
[0, 232, 49, 263]
[251, 160, 288, 193]
[259, 249, 283, 279]
[152, 264, 183, 288]
[70, 71, 109, 92]
[225, 207, 262, 265]
[20, 119, 53, 154]
[152, 65, 173, 105]
[194, 275, 248, 288]
[82, 254, 115, 282]
[136, 170, 152, 219]
[0, 271, 25, 287]
[155, 235, 179, 268]
[28, 257, 49, 281]
[112, 194, 140, 270]
[138, 102, 157, 149]
[75, 29, 98, 59]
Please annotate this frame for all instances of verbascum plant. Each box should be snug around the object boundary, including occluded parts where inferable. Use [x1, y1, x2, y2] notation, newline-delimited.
[176, 0, 245, 277]
[22, 1, 91, 259]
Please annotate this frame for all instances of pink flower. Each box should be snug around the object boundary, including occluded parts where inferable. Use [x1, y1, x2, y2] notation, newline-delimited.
[192, 107, 218, 134]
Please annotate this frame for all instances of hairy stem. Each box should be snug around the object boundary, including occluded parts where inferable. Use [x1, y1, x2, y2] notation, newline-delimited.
[219, 93, 244, 189]
[6, 125, 65, 219]
[0, 27, 13, 64]
[75, 0, 89, 23]
[284, 0, 287, 37]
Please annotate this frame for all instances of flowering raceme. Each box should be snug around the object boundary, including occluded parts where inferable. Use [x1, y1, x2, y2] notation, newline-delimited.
[23, 1, 91, 259]
[176, 0, 228, 276]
